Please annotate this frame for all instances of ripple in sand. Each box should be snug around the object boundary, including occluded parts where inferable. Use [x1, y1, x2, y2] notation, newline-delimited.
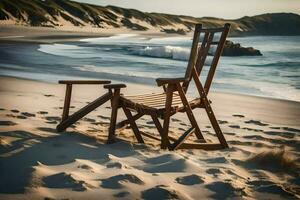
[176, 174, 204, 185]
[245, 120, 268, 126]
[21, 112, 35, 117]
[263, 131, 295, 139]
[42, 172, 87, 191]
[248, 180, 296, 197]
[100, 174, 144, 189]
[206, 168, 223, 177]
[0, 120, 17, 126]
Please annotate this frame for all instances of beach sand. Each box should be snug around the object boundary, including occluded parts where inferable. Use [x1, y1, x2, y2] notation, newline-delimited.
[0, 76, 299, 200]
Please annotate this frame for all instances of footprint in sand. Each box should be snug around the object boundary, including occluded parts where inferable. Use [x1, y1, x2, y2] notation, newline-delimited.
[270, 126, 281, 130]
[179, 122, 188, 126]
[0, 120, 17, 126]
[229, 125, 240, 129]
[245, 120, 268, 126]
[44, 94, 54, 97]
[37, 111, 48, 115]
[97, 115, 111, 120]
[45, 116, 60, 122]
[171, 118, 181, 122]
[282, 127, 300, 133]
[17, 115, 27, 119]
[100, 174, 144, 189]
[263, 131, 295, 139]
[83, 117, 96, 123]
[6, 114, 16, 118]
[10, 109, 19, 113]
[176, 174, 204, 185]
[106, 162, 123, 169]
[21, 112, 36, 117]
[206, 181, 246, 199]
[42, 172, 87, 191]
[206, 168, 223, 177]
[141, 185, 183, 200]
[224, 132, 236, 136]
[218, 120, 228, 124]
[37, 127, 57, 133]
[242, 127, 263, 132]
[232, 114, 245, 118]
[114, 191, 130, 198]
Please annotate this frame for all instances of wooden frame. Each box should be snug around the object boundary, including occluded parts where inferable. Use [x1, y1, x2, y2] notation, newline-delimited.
[55, 80, 124, 134]
[103, 23, 231, 150]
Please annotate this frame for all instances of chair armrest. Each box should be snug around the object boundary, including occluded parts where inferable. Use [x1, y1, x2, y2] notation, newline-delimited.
[104, 84, 127, 89]
[156, 77, 188, 86]
[58, 80, 111, 84]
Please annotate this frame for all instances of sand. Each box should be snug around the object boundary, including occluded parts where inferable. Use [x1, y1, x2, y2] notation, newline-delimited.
[0, 76, 299, 200]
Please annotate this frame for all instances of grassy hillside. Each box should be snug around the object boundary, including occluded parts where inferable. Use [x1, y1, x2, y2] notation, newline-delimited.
[1, 0, 300, 36]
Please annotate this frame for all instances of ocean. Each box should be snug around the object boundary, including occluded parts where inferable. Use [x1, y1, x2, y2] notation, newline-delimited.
[0, 35, 299, 102]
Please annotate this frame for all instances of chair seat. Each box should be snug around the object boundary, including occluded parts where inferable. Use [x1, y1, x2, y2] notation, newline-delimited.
[120, 92, 202, 113]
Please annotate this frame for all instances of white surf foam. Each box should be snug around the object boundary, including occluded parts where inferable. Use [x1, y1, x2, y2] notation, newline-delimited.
[38, 44, 92, 58]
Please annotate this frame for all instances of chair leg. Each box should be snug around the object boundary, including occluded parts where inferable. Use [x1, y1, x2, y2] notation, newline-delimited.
[57, 92, 112, 132]
[202, 97, 228, 148]
[62, 84, 72, 121]
[107, 89, 121, 144]
[176, 83, 205, 141]
[161, 85, 174, 149]
[151, 113, 163, 135]
[116, 112, 143, 129]
[122, 106, 144, 143]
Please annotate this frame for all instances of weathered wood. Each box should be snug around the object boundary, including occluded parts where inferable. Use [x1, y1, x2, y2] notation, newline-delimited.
[184, 24, 201, 81]
[59, 80, 111, 84]
[170, 127, 195, 150]
[104, 84, 126, 89]
[161, 84, 173, 149]
[204, 23, 230, 93]
[107, 89, 121, 144]
[116, 112, 143, 129]
[176, 83, 204, 140]
[62, 84, 72, 121]
[122, 106, 144, 143]
[177, 143, 224, 150]
[56, 92, 112, 132]
[192, 68, 228, 148]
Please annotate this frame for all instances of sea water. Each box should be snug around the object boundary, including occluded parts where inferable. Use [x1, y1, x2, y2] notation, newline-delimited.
[0, 34, 299, 102]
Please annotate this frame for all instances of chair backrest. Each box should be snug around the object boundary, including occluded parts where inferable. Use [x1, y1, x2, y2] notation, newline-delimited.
[183, 23, 230, 94]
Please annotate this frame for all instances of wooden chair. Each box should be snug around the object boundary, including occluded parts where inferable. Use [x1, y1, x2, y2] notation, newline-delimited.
[56, 80, 126, 132]
[106, 23, 231, 150]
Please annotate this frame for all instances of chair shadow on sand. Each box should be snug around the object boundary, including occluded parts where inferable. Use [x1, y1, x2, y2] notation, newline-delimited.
[0, 129, 137, 194]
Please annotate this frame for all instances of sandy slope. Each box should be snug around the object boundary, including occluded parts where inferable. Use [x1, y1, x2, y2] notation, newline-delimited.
[0, 76, 299, 200]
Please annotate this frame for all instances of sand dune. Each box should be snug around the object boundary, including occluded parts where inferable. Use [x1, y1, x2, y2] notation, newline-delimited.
[0, 76, 299, 199]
